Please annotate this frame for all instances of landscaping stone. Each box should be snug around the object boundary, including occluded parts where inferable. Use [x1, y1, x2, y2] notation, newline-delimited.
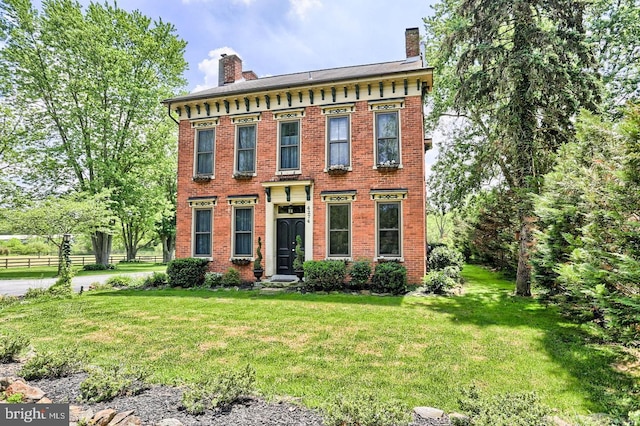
[0, 376, 16, 391]
[414, 406, 445, 419]
[36, 396, 52, 404]
[107, 409, 135, 425]
[448, 412, 470, 425]
[5, 379, 45, 402]
[92, 408, 117, 426]
[70, 405, 94, 423]
[548, 415, 571, 426]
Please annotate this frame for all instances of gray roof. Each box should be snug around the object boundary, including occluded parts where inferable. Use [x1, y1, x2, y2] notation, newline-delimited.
[164, 57, 430, 104]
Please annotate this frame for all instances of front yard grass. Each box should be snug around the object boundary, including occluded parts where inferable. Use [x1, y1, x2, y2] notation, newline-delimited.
[0, 265, 636, 418]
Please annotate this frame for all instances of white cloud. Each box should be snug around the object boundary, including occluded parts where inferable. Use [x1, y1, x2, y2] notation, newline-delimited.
[288, 0, 322, 20]
[192, 47, 241, 93]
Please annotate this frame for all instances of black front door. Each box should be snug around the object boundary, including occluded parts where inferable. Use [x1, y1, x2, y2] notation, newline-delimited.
[276, 218, 305, 275]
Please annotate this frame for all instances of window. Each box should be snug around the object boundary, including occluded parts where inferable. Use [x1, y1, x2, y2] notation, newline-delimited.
[236, 125, 256, 173]
[328, 116, 349, 166]
[328, 204, 350, 257]
[196, 129, 215, 175]
[194, 209, 212, 256]
[376, 112, 399, 165]
[279, 121, 300, 170]
[377, 202, 400, 257]
[233, 207, 253, 257]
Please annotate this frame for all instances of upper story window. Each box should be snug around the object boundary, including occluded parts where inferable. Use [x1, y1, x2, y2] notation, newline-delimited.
[279, 121, 300, 171]
[196, 129, 215, 176]
[236, 125, 256, 173]
[328, 116, 350, 167]
[375, 112, 399, 166]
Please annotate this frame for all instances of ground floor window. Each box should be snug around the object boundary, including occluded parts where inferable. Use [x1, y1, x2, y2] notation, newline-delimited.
[328, 203, 350, 256]
[194, 209, 212, 256]
[233, 207, 253, 257]
[377, 202, 400, 257]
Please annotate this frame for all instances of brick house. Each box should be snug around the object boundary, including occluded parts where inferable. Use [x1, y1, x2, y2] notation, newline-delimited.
[163, 28, 433, 284]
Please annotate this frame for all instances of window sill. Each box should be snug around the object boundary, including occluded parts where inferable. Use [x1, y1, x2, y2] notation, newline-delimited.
[233, 172, 256, 180]
[193, 256, 213, 261]
[325, 165, 351, 175]
[193, 174, 214, 182]
[374, 164, 402, 171]
[230, 257, 252, 266]
[325, 257, 352, 261]
[276, 170, 301, 176]
[375, 256, 404, 263]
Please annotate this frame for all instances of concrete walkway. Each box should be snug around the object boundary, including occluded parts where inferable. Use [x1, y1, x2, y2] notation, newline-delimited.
[0, 272, 155, 297]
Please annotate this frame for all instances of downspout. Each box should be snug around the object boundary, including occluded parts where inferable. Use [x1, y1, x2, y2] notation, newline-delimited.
[167, 102, 179, 125]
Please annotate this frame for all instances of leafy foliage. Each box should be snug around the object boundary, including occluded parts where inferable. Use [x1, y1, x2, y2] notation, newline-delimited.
[220, 268, 242, 287]
[458, 385, 551, 426]
[428, 246, 464, 271]
[348, 260, 371, 290]
[141, 272, 168, 288]
[0, 333, 29, 363]
[181, 365, 256, 415]
[423, 269, 459, 294]
[166, 258, 209, 288]
[303, 260, 347, 291]
[293, 235, 305, 271]
[203, 272, 223, 287]
[371, 262, 407, 295]
[323, 390, 411, 426]
[80, 364, 149, 403]
[19, 347, 86, 380]
[82, 263, 116, 271]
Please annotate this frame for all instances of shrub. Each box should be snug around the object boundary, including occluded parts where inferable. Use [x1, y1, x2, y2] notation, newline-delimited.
[303, 260, 347, 291]
[371, 262, 407, 295]
[181, 365, 256, 415]
[428, 246, 464, 271]
[204, 272, 223, 287]
[104, 275, 136, 288]
[80, 364, 149, 403]
[24, 287, 49, 300]
[220, 268, 242, 287]
[458, 385, 551, 426]
[0, 295, 19, 310]
[0, 334, 29, 363]
[82, 263, 116, 271]
[142, 272, 168, 288]
[167, 258, 209, 288]
[348, 260, 371, 290]
[423, 270, 457, 294]
[5, 392, 24, 403]
[323, 390, 411, 426]
[19, 347, 86, 380]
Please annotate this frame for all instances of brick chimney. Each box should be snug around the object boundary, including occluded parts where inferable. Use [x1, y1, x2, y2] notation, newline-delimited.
[405, 27, 420, 58]
[218, 54, 243, 85]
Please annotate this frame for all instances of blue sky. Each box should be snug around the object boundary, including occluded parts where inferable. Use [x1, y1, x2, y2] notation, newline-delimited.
[40, 0, 438, 92]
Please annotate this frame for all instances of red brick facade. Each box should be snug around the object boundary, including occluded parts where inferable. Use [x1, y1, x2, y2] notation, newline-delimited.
[169, 31, 432, 284]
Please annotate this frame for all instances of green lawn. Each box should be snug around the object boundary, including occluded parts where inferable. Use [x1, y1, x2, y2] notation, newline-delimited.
[0, 262, 166, 279]
[0, 265, 636, 418]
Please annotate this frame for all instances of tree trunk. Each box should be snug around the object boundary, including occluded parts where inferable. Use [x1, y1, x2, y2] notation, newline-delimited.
[91, 231, 112, 266]
[515, 218, 533, 296]
[126, 245, 138, 262]
[162, 234, 175, 263]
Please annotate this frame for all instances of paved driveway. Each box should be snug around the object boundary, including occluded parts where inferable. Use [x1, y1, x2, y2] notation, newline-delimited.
[0, 272, 155, 296]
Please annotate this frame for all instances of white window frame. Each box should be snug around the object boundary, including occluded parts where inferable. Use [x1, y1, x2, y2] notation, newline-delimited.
[326, 203, 352, 259]
[194, 128, 216, 177]
[192, 208, 213, 258]
[232, 206, 254, 258]
[374, 110, 401, 168]
[277, 119, 301, 175]
[375, 201, 403, 260]
[325, 115, 352, 170]
[234, 124, 257, 175]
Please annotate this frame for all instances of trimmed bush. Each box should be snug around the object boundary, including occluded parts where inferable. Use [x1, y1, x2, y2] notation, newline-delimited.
[80, 364, 149, 403]
[181, 365, 256, 414]
[19, 347, 86, 380]
[167, 257, 209, 288]
[458, 386, 551, 426]
[348, 260, 371, 290]
[423, 270, 457, 294]
[371, 262, 407, 295]
[104, 275, 136, 288]
[142, 272, 168, 288]
[323, 390, 411, 426]
[303, 260, 347, 291]
[428, 246, 464, 271]
[221, 268, 241, 287]
[0, 334, 29, 363]
[82, 263, 116, 271]
[204, 272, 223, 287]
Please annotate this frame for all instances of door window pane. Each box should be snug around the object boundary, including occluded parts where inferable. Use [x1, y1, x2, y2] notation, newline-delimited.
[194, 209, 212, 256]
[377, 202, 400, 256]
[237, 125, 256, 173]
[196, 129, 214, 175]
[280, 121, 299, 170]
[329, 204, 350, 256]
[234, 208, 253, 256]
